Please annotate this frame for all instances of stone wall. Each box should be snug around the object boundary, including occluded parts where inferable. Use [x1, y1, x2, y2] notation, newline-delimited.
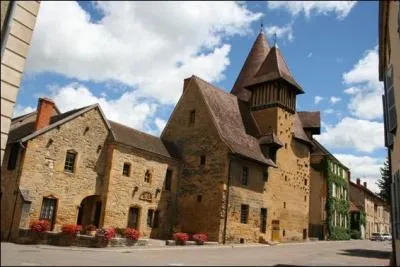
[162, 82, 229, 242]
[309, 165, 326, 239]
[102, 142, 179, 240]
[2, 108, 109, 239]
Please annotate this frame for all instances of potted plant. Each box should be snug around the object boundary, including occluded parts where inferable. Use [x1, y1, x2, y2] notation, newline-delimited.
[94, 228, 115, 248]
[192, 233, 208, 245]
[29, 220, 50, 244]
[124, 228, 140, 246]
[85, 224, 97, 236]
[60, 224, 81, 246]
[173, 232, 189, 246]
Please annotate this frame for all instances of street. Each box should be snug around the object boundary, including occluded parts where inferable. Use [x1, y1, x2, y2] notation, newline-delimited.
[1, 240, 392, 266]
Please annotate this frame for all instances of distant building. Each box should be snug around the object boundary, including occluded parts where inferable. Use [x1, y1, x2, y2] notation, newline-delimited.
[379, 0, 399, 265]
[1, 1, 41, 166]
[349, 179, 391, 240]
[309, 139, 350, 240]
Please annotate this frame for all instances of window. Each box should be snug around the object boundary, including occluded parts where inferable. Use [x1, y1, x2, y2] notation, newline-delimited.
[189, 110, 196, 125]
[283, 229, 286, 237]
[197, 195, 202, 202]
[165, 169, 172, 191]
[144, 170, 152, 183]
[7, 143, 19, 170]
[153, 210, 160, 228]
[40, 197, 57, 230]
[240, 204, 249, 224]
[260, 208, 267, 233]
[332, 183, 336, 197]
[123, 163, 131, 177]
[385, 66, 397, 133]
[283, 202, 286, 208]
[64, 150, 77, 173]
[304, 179, 308, 186]
[241, 167, 248, 185]
[147, 209, 154, 227]
[304, 195, 307, 202]
[200, 155, 206, 166]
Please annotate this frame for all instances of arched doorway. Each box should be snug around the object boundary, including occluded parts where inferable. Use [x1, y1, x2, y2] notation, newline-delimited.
[77, 195, 102, 228]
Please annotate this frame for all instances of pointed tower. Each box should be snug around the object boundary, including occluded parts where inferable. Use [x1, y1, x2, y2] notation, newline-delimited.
[245, 43, 304, 136]
[231, 30, 270, 102]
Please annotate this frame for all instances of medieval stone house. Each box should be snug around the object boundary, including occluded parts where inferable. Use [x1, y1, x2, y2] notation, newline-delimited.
[1, 31, 321, 244]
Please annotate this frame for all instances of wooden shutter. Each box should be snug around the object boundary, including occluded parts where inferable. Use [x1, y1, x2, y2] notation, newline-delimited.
[383, 95, 394, 147]
[385, 66, 397, 133]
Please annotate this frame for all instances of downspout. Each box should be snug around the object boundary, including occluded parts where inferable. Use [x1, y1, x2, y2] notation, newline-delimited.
[222, 157, 232, 244]
[388, 148, 396, 266]
[7, 141, 26, 241]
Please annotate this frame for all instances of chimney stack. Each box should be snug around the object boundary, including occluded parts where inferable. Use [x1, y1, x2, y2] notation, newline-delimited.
[34, 98, 55, 131]
[363, 182, 367, 188]
[356, 178, 360, 185]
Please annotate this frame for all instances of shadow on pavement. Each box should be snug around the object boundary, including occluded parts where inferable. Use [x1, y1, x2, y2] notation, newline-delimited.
[338, 249, 391, 259]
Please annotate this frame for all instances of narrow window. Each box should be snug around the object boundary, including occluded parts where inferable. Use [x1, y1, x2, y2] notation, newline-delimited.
[64, 150, 77, 173]
[153, 210, 160, 228]
[147, 209, 154, 227]
[304, 179, 308, 186]
[241, 166, 248, 185]
[200, 155, 206, 166]
[123, 163, 131, 177]
[283, 229, 286, 237]
[304, 195, 307, 202]
[7, 143, 19, 170]
[197, 195, 202, 203]
[144, 170, 151, 183]
[260, 208, 267, 233]
[40, 197, 57, 230]
[283, 202, 286, 208]
[189, 110, 196, 125]
[240, 204, 249, 224]
[165, 169, 172, 191]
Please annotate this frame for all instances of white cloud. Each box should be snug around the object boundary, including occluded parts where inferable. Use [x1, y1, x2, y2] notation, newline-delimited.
[307, 52, 313, 58]
[342, 46, 384, 120]
[330, 96, 342, 104]
[267, 1, 357, 19]
[323, 109, 334, 114]
[264, 24, 294, 42]
[314, 96, 323, 104]
[316, 117, 384, 153]
[155, 118, 167, 133]
[12, 105, 36, 118]
[334, 154, 385, 193]
[26, 1, 262, 105]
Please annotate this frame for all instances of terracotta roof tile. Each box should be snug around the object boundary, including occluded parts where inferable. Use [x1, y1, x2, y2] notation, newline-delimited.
[193, 76, 276, 167]
[259, 132, 283, 147]
[293, 113, 311, 144]
[231, 32, 270, 102]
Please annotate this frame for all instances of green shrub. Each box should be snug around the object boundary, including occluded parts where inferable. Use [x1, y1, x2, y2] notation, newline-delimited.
[350, 229, 361, 239]
[329, 227, 350, 240]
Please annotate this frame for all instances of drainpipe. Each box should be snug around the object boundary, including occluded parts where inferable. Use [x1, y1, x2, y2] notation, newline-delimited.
[222, 157, 232, 244]
[388, 148, 396, 266]
[7, 141, 26, 241]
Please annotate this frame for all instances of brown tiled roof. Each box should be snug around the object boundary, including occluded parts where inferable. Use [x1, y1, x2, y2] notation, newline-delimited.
[245, 46, 303, 94]
[310, 138, 349, 170]
[259, 132, 283, 147]
[192, 76, 276, 167]
[108, 120, 178, 159]
[8, 106, 89, 143]
[349, 181, 386, 204]
[293, 113, 312, 144]
[298, 111, 320, 129]
[231, 32, 270, 102]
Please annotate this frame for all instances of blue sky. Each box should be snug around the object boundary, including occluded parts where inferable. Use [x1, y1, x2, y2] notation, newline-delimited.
[15, 1, 385, 192]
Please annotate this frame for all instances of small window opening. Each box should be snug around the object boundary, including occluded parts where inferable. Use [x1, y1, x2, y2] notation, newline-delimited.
[200, 155, 206, 166]
[197, 195, 202, 202]
[123, 163, 131, 177]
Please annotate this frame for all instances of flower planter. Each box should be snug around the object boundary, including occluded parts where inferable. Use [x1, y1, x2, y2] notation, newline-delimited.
[89, 230, 97, 237]
[58, 233, 76, 246]
[126, 239, 137, 246]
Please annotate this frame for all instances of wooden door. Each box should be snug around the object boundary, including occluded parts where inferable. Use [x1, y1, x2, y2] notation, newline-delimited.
[271, 220, 280, 241]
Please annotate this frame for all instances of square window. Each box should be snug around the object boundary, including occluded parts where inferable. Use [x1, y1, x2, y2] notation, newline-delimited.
[123, 163, 131, 177]
[240, 204, 249, 224]
[241, 167, 248, 185]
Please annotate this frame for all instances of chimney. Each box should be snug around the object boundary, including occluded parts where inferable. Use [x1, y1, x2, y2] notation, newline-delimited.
[363, 182, 367, 188]
[356, 178, 360, 185]
[34, 98, 55, 131]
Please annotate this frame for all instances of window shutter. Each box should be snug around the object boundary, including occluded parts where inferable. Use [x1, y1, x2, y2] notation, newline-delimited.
[382, 95, 394, 147]
[385, 66, 397, 133]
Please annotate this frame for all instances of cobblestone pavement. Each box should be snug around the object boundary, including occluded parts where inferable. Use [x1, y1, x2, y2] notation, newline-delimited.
[1, 240, 392, 266]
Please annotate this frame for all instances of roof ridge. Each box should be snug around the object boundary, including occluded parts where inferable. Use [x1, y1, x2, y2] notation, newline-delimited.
[108, 120, 160, 139]
[192, 75, 236, 99]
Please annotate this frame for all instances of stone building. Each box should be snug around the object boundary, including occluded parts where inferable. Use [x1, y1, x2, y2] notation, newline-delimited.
[1, 1, 41, 165]
[1, 98, 179, 241]
[309, 138, 350, 240]
[349, 179, 391, 240]
[162, 31, 320, 243]
[379, 0, 400, 265]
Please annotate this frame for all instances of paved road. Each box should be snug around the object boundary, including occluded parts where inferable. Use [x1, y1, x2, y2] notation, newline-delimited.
[1, 240, 392, 266]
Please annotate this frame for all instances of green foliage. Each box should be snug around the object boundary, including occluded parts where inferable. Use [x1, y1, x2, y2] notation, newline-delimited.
[329, 227, 350, 240]
[359, 210, 366, 226]
[377, 158, 391, 204]
[350, 229, 361, 239]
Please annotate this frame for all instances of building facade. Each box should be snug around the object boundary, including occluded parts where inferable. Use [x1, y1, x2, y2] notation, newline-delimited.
[379, 1, 400, 265]
[309, 139, 350, 240]
[1, 1, 41, 166]
[349, 179, 391, 240]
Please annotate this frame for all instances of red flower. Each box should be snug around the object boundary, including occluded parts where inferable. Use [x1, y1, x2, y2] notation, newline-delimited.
[124, 228, 140, 241]
[30, 220, 50, 233]
[192, 233, 208, 244]
[61, 224, 81, 235]
[173, 232, 189, 245]
[96, 228, 116, 241]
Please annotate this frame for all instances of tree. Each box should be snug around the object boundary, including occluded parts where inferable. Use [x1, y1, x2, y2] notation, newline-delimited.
[377, 158, 391, 204]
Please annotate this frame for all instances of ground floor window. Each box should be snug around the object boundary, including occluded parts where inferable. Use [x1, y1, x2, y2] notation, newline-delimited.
[146, 209, 160, 228]
[40, 197, 57, 230]
[260, 208, 267, 233]
[128, 207, 140, 229]
[240, 204, 249, 224]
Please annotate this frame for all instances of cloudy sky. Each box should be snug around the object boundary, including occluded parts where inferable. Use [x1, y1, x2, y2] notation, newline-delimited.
[15, 1, 385, 192]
